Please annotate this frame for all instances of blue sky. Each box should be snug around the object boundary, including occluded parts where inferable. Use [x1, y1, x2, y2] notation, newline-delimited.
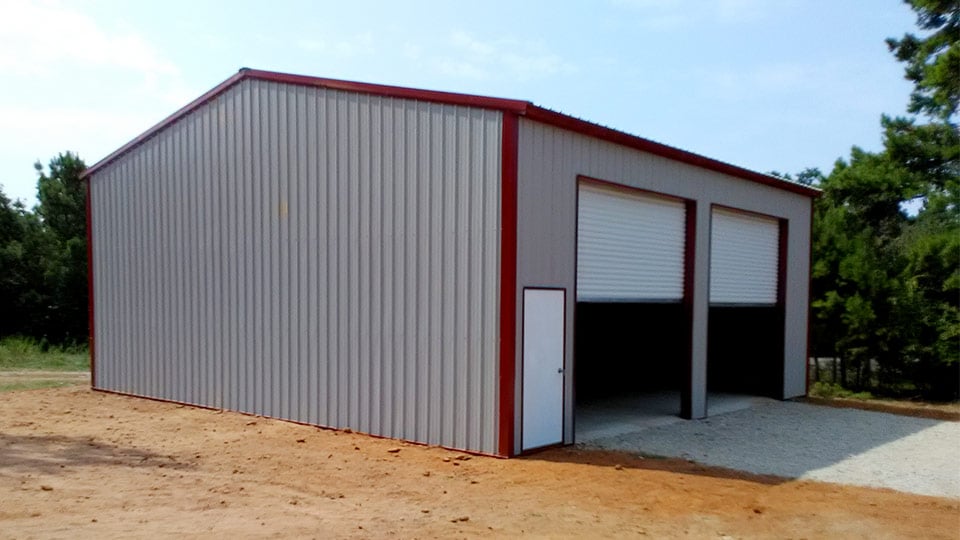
[0, 0, 917, 205]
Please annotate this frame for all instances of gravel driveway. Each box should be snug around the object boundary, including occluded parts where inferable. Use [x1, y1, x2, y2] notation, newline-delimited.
[582, 399, 960, 498]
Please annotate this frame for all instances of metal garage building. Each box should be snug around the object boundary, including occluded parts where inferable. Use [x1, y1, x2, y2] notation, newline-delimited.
[83, 68, 818, 457]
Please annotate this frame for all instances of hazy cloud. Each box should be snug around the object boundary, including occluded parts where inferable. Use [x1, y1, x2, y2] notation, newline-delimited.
[694, 63, 811, 99]
[297, 32, 376, 57]
[438, 31, 576, 81]
[0, 1, 176, 77]
[609, 0, 787, 29]
[0, 0, 193, 109]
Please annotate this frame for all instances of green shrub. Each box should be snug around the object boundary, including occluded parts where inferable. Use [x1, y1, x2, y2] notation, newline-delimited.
[810, 381, 874, 400]
[0, 335, 89, 371]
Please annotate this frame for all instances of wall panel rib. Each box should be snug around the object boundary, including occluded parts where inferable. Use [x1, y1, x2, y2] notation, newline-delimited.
[90, 79, 503, 454]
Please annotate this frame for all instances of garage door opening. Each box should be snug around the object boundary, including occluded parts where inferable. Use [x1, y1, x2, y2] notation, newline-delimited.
[574, 302, 688, 439]
[708, 306, 784, 397]
[573, 181, 690, 441]
[707, 208, 786, 400]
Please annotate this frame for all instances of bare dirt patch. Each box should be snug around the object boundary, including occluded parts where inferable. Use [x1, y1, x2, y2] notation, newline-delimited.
[0, 371, 89, 382]
[0, 371, 89, 392]
[802, 396, 960, 422]
[1, 387, 957, 539]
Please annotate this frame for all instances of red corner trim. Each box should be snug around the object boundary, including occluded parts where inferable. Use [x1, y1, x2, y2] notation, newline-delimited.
[498, 113, 519, 457]
[85, 180, 96, 387]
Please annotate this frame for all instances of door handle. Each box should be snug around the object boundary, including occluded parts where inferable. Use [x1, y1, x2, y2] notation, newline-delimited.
[557, 368, 564, 374]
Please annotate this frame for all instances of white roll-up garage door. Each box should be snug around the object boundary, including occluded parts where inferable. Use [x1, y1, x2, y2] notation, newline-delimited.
[709, 208, 780, 305]
[577, 182, 686, 302]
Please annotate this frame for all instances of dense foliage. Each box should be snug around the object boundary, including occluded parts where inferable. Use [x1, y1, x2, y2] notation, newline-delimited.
[808, 0, 958, 399]
[0, 152, 88, 345]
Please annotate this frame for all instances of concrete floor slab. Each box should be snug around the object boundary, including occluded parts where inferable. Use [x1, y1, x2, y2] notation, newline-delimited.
[575, 391, 773, 442]
[579, 399, 960, 498]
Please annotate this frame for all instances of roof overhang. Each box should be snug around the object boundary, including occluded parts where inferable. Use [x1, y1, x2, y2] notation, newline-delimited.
[81, 68, 821, 198]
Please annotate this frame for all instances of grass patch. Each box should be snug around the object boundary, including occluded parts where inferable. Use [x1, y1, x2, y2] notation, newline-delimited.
[809, 381, 874, 400]
[0, 336, 89, 371]
[0, 379, 85, 393]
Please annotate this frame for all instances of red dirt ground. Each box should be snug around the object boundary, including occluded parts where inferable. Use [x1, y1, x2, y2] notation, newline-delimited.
[1, 386, 958, 539]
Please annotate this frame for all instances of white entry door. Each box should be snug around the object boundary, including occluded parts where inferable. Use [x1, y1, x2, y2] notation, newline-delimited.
[522, 288, 565, 450]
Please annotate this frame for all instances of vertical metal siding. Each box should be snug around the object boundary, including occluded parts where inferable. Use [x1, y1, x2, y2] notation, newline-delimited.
[90, 79, 503, 454]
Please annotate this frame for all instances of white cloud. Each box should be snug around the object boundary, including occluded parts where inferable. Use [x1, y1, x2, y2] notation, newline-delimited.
[299, 38, 326, 52]
[438, 32, 575, 82]
[0, 0, 192, 109]
[0, 0, 177, 77]
[0, 0, 193, 204]
[714, 0, 769, 24]
[438, 59, 490, 80]
[297, 32, 376, 57]
[609, 0, 789, 29]
[0, 105, 150, 145]
[451, 31, 497, 57]
[401, 43, 423, 61]
[693, 63, 812, 101]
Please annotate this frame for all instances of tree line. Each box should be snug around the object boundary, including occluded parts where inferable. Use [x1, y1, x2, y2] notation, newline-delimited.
[784, 0, 958, 400]
[1, 153, 88, 345]
[0, 0, 955, 399]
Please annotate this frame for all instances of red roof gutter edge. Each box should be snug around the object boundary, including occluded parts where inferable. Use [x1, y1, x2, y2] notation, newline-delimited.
[81, 68, 531, 179]
[81, 67, 820, 198]
[241, 69, 531, 114]
[523, 106, 821, 198]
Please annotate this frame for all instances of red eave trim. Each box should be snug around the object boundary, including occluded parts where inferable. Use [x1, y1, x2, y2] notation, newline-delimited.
[81, 68, 531, 179]
[498, 113, 519, 457]
[82, 67, 819, 199]
[242, 69, 531, 114]
[524, 106, 821, 198]
[81, 70, 248, 179]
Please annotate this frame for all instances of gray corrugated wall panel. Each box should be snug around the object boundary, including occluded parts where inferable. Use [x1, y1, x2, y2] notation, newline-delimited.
[89, 79, 502, 454]
[515, 119, 812, 453]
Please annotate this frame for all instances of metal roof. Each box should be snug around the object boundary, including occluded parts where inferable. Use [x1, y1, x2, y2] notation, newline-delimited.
[82, 68, 820, 197]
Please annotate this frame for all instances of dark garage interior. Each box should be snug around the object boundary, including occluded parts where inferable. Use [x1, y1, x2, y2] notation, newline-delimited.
[707, 306, 784, 398]
[574, 302, 687, 403]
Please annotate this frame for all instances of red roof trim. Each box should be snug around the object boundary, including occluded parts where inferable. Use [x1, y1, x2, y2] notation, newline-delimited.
[525, 107, 819, 197]
[82, 68, 531, 179]
[82, 68, 820, 198]
[82, 70, 247, 179]
[241, 69, 531, 113]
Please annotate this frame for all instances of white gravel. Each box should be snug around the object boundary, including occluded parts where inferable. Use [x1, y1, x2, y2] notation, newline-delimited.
[582, 400, 960, 498]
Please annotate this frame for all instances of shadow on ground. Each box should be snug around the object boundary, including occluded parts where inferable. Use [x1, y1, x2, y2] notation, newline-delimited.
[526, 446, 789, 486]
[0, 433, 192, 475]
